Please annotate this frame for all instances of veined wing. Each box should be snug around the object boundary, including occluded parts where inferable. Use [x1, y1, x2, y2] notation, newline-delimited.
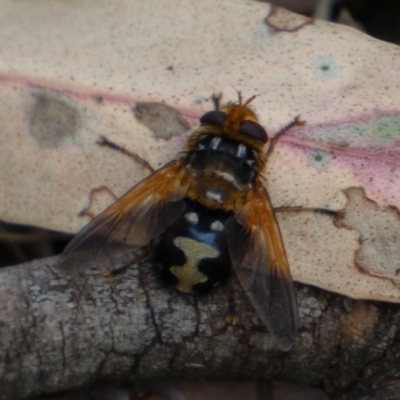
[60, 160, 187, 274]
[226, 183, 297, 351]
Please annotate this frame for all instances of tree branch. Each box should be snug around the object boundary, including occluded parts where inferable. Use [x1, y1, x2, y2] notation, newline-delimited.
[1, 255, 400, 400]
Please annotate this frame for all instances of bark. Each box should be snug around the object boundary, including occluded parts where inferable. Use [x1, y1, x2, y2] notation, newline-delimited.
[0, 255, 400, 400]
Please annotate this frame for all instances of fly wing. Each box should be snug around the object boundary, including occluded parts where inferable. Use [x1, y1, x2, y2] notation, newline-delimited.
[226, 184, 297, 351]
[59, 160, 187, 274]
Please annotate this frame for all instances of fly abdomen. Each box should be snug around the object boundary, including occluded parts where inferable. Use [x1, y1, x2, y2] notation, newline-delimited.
[152, 200, 232, 294]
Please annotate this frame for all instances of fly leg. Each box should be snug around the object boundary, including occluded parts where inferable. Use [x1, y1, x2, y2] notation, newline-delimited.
[105, 245, 152, 281]
[97, 136, 155, 173]
[275, 206, 345, 220]
[267, 116, 305, 156]
[95, 137, 154, 280]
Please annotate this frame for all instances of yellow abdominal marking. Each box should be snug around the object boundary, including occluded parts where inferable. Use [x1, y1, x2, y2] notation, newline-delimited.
[171, 237, 219, 292]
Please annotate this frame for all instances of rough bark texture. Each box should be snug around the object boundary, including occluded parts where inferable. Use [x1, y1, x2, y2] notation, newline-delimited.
[0, 255, 400, 400]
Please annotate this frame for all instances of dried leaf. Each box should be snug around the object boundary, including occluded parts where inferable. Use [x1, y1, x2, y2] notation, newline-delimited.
[0, 1, 399, 302]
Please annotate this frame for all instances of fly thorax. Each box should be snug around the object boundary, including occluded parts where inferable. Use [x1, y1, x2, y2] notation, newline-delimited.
[188, 136, 257, 203]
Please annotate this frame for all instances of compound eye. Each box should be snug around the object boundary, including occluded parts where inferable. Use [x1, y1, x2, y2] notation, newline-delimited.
[200, 111, 227, 126]
[239, 120, 268, 143]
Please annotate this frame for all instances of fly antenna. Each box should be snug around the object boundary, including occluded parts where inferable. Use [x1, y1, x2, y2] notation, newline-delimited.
[243, 95, 257, 106]
[211, 92, 223, 110]
[229, 85, 243, 104]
